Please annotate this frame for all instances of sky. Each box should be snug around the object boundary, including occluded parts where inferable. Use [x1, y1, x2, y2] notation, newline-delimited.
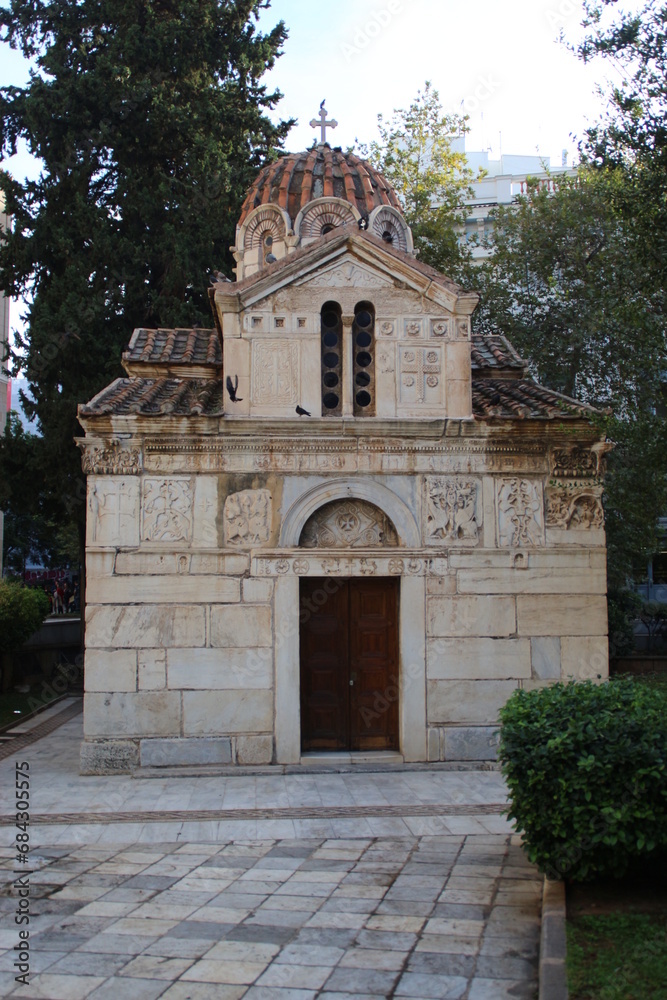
[254, 0, 631, 164]
[0, 0, 641, 331]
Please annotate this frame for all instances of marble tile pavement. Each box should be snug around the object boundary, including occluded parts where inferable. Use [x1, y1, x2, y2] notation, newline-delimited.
[0, 702, 541, 999]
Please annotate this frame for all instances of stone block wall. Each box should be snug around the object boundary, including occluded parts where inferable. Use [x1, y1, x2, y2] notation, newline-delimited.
[80, 435, 608, 773]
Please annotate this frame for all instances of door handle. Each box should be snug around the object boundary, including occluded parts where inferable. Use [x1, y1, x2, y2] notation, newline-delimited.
[349, 671, 357, 686]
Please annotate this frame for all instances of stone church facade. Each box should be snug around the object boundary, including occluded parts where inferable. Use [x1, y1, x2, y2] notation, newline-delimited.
[78, 143, 609, 774]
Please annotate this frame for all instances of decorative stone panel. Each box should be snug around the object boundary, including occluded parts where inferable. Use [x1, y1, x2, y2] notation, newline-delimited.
[496, 478, 544, 547]
[88, 478, 140, 547]
[224, 489, 272, 547]
[251, 339, 299, 407]
[141, 477, 193, 543]
[398, 347, 443, 406]
[550, 446, 598, 479]
[424, 477, 481, 546]
[546, 483, 604, 529]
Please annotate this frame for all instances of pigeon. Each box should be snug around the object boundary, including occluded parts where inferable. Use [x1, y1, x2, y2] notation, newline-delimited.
[226, 375, 243, 402]
[358, 216, 369, 230]
[265, 253, 277, 263]
[295, 405, 311, 416]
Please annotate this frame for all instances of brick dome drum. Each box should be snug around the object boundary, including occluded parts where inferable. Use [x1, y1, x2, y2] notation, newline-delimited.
[238, 144, 402, 226]
[233, 144, 411, 280]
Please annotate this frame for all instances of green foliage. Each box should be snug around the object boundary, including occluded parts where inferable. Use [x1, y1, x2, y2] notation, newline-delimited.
[474, 168, 665, 415]
[473, 166, 667, 590]
[360, 82, 476, 281]
[499, 679, 667, 881]
[567, 914, 667, 1000]
[0, 580, 50, 654]
[607, 587, 643, 657]
[0, 0, 292, 554]
[0, 414, 78, 574]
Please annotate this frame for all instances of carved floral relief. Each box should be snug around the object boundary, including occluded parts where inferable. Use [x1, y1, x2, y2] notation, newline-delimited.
[425, 477, 480, 545]
[224, 489, 272, 547]
[142, 478, 193, 542]
[550, 447, 598, 479]
[81, 445, 141, 475]
[496, 478, 544, 547]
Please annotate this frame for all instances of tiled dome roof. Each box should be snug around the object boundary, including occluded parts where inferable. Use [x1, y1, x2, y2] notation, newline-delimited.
[238, 144, 403, 226]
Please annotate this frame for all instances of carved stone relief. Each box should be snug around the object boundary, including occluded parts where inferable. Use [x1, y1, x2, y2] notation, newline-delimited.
[550, 447, 598, 479]
[224, 489, 272, 547]
[251, 339, 299, 406]
[546, 484, 604, 529]
[431, 319, 450, 338]
[300, 261, 393, 288]
[82, 445, 141, 475]
[497, 478, 544, 547]
[88, 478, 139, 545]
[399, 347, 442, 405]
[379, 320, 395, 337]
[425, 477, 480, 545]
[404, 319, 423, 338]
[142, 478, 193, 543]
[254, 554, 447, 577]
[300, 500, 398, 548]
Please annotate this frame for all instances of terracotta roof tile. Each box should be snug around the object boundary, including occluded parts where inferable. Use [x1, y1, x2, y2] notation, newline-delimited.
[80, 378, 225, 417]
[472, 378, 598, 419]
[239, 145, 402, 225]
[123, 328, 221, 367]
[471, 335, 526, 373]
[81, 375, 596, 422]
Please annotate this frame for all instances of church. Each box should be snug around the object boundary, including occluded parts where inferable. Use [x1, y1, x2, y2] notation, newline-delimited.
[77, 114, 609, 773]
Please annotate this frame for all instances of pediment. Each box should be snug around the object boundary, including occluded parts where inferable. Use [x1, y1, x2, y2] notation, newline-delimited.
[294, 257, 394, 290]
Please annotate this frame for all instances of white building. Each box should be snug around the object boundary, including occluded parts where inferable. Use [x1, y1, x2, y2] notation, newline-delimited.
[457, 138, 576, 256]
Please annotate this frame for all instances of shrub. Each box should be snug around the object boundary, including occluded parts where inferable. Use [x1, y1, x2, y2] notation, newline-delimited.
[498, 679, 667, 881]
[0, 581, 50, 654]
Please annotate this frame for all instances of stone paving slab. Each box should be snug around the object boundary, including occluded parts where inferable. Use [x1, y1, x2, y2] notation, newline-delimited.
[0, 834, 541, 997]
[0, 711, 542, 997]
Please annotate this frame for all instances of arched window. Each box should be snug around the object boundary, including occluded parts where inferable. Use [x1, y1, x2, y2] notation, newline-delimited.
[353, 301, 375, 416]
[320, 301, 342, 416]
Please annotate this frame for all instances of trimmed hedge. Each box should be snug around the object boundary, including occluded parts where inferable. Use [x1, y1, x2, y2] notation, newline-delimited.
[498, 679, 667, 881]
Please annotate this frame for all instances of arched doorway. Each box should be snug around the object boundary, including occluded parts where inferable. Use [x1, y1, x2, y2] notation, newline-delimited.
[298, 499, 400, 752]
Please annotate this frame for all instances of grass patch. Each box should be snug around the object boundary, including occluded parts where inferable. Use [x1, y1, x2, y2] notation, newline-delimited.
[567, 913, 667, 999]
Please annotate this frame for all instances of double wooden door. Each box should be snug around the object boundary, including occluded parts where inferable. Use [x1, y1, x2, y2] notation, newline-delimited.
[300, 577, 399, 751]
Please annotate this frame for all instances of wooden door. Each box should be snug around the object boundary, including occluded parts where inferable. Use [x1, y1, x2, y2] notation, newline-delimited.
[300, 577, 399, 752]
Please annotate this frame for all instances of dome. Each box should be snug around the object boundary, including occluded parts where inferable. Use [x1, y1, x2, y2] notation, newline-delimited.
[238, 144, 402, 227]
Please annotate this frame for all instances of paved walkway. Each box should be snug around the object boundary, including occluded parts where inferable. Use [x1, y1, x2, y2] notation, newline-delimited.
[0, 705, 541, 999]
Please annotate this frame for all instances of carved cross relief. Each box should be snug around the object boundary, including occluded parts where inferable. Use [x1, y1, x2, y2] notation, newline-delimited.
[300, 500, 398, 548]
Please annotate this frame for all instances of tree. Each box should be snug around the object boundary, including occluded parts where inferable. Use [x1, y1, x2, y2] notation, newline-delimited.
[360, 82, 476, 281]
[473, 166, 667, 593]
[0, 414, 78, 576]
[474, 169, 665, 417]
[0, 0, 293, 552]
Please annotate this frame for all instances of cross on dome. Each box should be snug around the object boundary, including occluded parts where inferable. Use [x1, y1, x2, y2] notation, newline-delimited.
[309, 101, 338, 144]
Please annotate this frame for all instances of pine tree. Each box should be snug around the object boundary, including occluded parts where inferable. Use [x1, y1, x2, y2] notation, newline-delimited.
[0, 0, 292, 544]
